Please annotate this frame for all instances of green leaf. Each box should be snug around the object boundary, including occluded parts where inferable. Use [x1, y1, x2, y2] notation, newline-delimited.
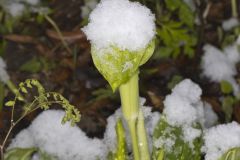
[220, 80, 233, 94]
[165, 0, 181, 11]
[152, 117, 202, 160]
[5, 101, 15, 107]
[222, 96, 235, 122]
[91, 39, 155, 91]
[179, 3, 195, 27]
[4, 147, 37, 160]
[219, 147, 240, 160]
[108, 119, 128, 160]
[20, 57, 42, 73]
[167, 75, 183, 90]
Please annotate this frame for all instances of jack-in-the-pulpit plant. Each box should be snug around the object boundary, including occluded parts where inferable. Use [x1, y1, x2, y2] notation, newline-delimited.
[82, 0, 156, 159]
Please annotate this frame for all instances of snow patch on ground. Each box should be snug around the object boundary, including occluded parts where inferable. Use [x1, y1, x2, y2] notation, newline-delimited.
[201, 40, 240, 96]
[0, 57, 9, 83]
[202, 122, 240, 160]
[8, 110, 107, 160]
[156, 79, 218, 151]
[222, 17, 239, 31]
[82, 0, 156, 51]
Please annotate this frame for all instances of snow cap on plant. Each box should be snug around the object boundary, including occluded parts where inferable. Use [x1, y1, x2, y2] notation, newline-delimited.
[82, 0, 156, 91]
[0, 57, 9, 83]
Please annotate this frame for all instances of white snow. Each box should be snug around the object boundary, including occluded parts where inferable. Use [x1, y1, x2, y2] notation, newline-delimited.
[163, 79, 204, 127]
[25, 0, 40, 5]
[156, 79, 206, 150]
[6, 2, 25, 17]
[82, 0, 156, 51]
[202, 122, 240, 160]
[201, 43, 240, 96]
[0, 57, 10, 83]
[9, 99, 160, 158]
[203, 102, 218, 128]
[122, 61, 133, 72]
[8, 110, 107, 160]
[222, 17, 239, 31]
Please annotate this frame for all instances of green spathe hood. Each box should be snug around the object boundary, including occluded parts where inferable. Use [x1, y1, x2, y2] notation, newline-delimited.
[91, 39, 155, 91]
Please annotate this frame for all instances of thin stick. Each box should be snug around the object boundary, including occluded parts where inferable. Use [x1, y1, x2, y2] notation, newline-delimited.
[44, 15, 72, 54]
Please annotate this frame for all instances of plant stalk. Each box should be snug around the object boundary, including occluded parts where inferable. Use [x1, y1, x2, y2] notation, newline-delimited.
[119, 71, 150, 160]
[231, 0, 238, 17]
[120, 72, 140, 160]
[137, 108, 150, 160]
[128, 120, 140, 160]
[6, 80, 24, 101]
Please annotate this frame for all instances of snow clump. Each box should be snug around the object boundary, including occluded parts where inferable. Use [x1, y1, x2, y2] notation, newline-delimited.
[82, 0, 156, 51]
[202, 122, 240, 160]
[1, 0, 42, 18]
[156, 79, 217, 150]
[8, 110, 107, 160]
[0, 57, 10, 83]
[201, 39, 240, 95]
[222, 17, 239, 31]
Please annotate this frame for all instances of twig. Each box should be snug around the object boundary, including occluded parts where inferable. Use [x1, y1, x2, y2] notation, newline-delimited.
[44, 15, 72, 54]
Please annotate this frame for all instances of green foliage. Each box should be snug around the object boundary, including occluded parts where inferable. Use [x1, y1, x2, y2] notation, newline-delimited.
[20, 57, 56, 73]
[4, 147, 56, 160]
[91, 39, 155, 91]
[152, 117, 202, 160]
[220, 80, 233, 94]
[6, 79, 80, 125]
[167, 75, 183, 90]
[153, 0, 197, 59]
[4, 148, 38, 160]
[222, 96, 236, 122]
[219, 147, 240, 160]
[91, 85, 117, 101]
[222, 26, 240, 48]
[108, 119, 128, 160]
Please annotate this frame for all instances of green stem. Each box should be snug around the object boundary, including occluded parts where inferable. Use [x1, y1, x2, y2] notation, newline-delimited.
[119, 72, 140, 160]
[129, 120, 140, 160]
[231, 0, 238, 17]
[137, 108, 150, 160]
[6, 80, 20, 98]
[0, 82, 4, 111]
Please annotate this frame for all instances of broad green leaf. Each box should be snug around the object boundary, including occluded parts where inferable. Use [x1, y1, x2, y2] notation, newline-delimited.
[152, 117, 202, 160]
[91, 39, 155, 91]
[219, 147, 240, 160]
[221, 80, 233, 94]
[4, 147, 37, 160]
